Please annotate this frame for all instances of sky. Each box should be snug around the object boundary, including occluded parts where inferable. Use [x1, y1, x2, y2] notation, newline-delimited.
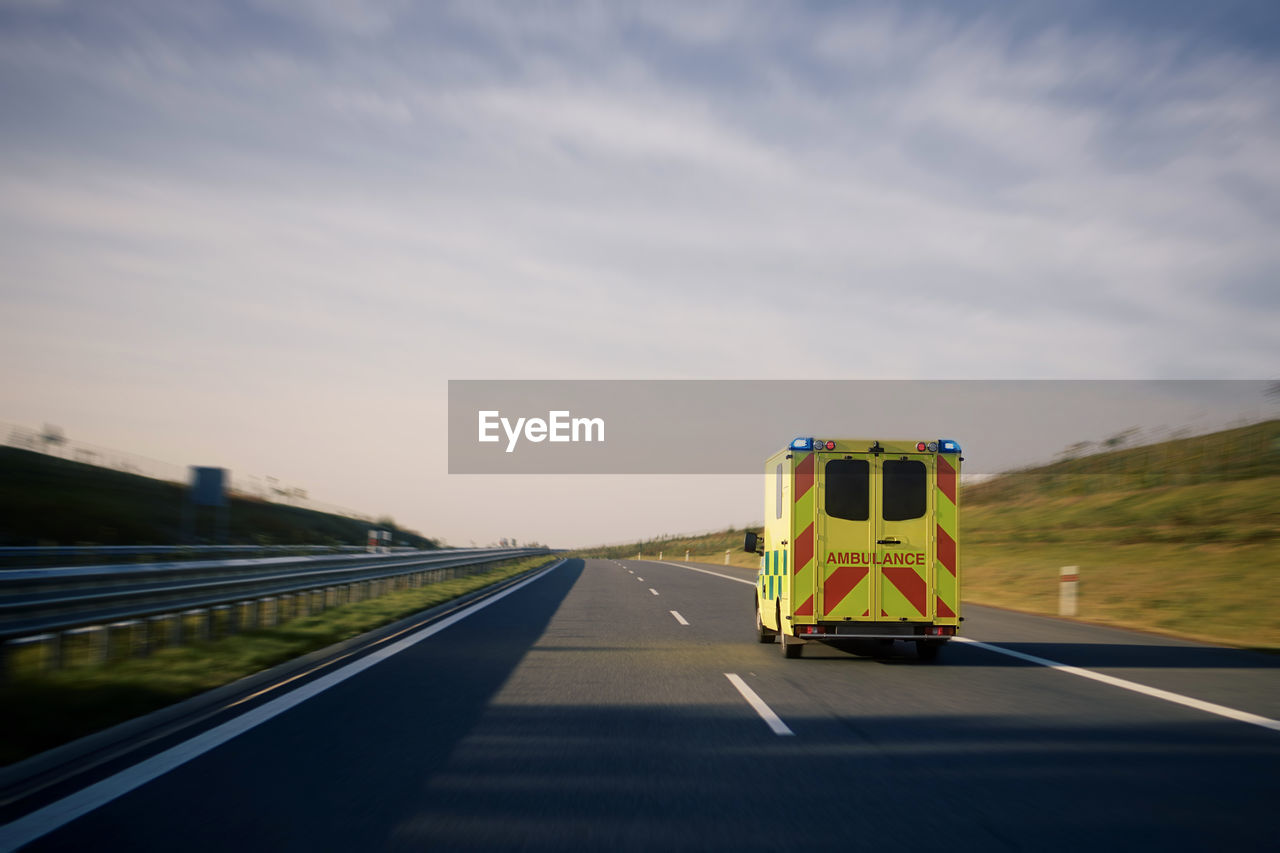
[1, 0, 1278, 547]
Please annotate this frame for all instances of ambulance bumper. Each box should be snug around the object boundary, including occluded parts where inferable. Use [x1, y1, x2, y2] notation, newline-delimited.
[794, 623, 958, 640]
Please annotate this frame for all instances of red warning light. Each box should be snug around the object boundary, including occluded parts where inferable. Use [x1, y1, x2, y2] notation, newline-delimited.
[916, 442, 927, 451]
[824, 440, 836, 450]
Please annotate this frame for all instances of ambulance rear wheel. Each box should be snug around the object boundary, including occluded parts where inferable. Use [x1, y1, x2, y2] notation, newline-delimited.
[916, 640, 944, 662]
[755, 601, 776, 643]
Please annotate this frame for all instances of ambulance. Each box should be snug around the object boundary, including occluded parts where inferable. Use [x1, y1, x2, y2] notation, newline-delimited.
[744, 437, 962, 660]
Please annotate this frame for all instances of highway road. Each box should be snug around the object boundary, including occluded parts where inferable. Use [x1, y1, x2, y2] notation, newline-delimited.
[3, 557, 1278, 851]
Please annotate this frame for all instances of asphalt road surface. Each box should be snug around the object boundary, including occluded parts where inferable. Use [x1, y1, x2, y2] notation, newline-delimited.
[3, 557, 1278, 851]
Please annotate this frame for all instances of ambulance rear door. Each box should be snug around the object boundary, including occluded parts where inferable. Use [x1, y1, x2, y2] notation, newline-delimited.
[816, 451, 935, 622]
[814, 453, 874, 620]
[875, 454, 934, 621]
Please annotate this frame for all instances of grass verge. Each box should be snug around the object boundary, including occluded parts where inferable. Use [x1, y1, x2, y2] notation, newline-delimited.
[0, 556, 556, 767]
[961, 541, 1280, 650]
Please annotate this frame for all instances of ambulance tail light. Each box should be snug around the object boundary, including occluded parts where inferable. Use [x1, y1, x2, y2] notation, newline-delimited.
[938, 439, 961, 454]
[926, 626, 957, 636]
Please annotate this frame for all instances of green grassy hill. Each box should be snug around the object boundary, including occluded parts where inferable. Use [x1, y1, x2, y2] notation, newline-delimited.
[582, 527, 761, 566]
[0, 447, 436, 550]
[583, 420, 1280, 649]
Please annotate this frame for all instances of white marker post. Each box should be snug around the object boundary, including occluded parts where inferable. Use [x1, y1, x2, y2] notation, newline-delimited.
[724, 549, 730, 565]
[685, 550, 690, 562]
[1059, 566, 1080, 617]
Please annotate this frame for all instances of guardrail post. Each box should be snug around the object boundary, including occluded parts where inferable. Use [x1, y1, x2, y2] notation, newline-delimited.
[2, 634, 65, 677]
[260, 597, 276, 627]
[50, 631, 65, 669]
[187, 609, 209, 642]
[146, 616, 168, 655]
[4, 637, 33, 678]
[119, 620, 143, 657]
[218, 604, 236, 636]
[86, 625, 107, 663]
[104, 622, 130, 661]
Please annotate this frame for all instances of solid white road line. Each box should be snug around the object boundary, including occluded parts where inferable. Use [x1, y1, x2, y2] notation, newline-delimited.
[670, 611, 689, 626]
[954, 637, 1280, 734]
[0, 561, 567, 851]
[649, 588, 659, 596]
[725, 673, 794, 736]
[655, 561, 754, 586]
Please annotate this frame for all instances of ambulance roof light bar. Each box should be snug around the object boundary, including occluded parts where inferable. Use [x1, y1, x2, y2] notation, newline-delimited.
[791, 437, 960, 453]
[790, 437, 837, 451]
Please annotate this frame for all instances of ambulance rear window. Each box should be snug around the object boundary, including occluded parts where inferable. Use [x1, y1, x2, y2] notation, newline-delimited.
[882, 460, 926, 521]
[825, 459, 869, 521]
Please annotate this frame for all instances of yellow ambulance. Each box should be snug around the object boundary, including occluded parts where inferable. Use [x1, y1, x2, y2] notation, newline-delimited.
[745, 437, 962, 660]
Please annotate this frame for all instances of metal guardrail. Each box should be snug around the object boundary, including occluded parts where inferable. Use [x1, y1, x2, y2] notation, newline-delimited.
[0, 547, 553, 673]
[0, 544, 419, 569]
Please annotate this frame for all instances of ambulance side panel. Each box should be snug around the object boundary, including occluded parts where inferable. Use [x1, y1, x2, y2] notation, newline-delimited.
[759, 449, 793, 632]
[935, 453, 961, 625]
[788, 450, 818, 631]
